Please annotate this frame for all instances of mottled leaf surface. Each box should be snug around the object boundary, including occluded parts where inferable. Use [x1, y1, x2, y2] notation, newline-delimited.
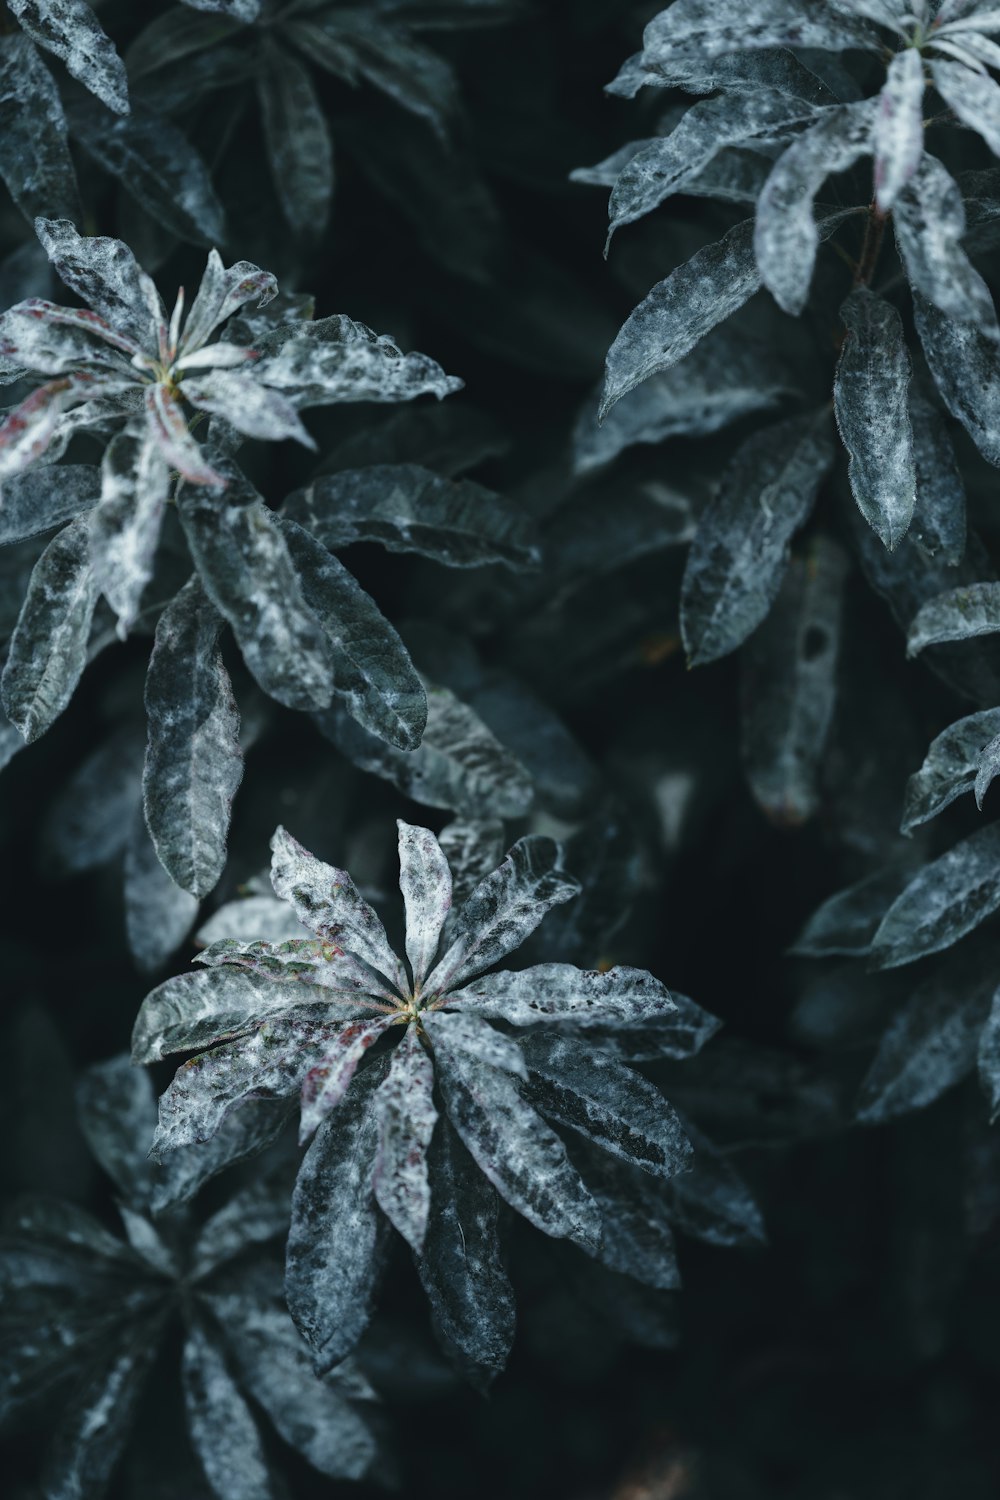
[902, 708, 1000, 832]
[907, 390, 967, 564]
[125, 810, 201, 974]
[451, 964, 677, 1030]
[182, 1316, 276, 1500]
[258, 42, 334, 240]
[10, 0, 129, 114]
[908, 582, 1000, 656]
[894, 153, 999, 330]
[0, 33, 80, 223]
[372, 1026, 438, 1252]
[913, 292, 1000, 465]
[0, 463, 99, 545]
[791, 864, 918, 954]
[873, 46, 924, 210]
[91, 429, 170, 637]
[398, 820, 452, 989]
[871, 821, 1000, 967]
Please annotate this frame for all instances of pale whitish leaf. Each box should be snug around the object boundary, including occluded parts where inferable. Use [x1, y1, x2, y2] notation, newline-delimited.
[907, 582, 1000, 655]
[570, 136, 658, 188]
[606, 90, 817, 246]
[0, 303, 138, 376]
[600, 219, 761, 419]
[258, 42, 333, 239]
[33, 218, 158, 346]
[0, 710, 23, 776]
[316, 682, 534, 820]
[586, 992, 722, 1063]
[682, 148, 776, 204]
[915, 291, 1000, 464]
[0, 379, 100, 478]
[1, 512, 98, 743]
[125, 809, 200, 974]
[520, 1035, 691, 1179]
[873, 46, 924, 210]
[66, 99, 226, 248]
[373, 1026, 438, 1251]
[569, 1141, 680, 1290]
[284, 463, 540, 572]
[298, 1018, 394, 1143]
[416, 1122, 514, 1385]
[974, 728, 1000, 807]
[182, 0, 259, 19]
[196, 895, 306, 948]
[932, 57, 1000, 157]
[150, 1098, 292, 1213]
[76, 1055, 157, 1207]
[791, 864, 919, 953]
[10, 0, 128, 115]
[425, 1010, 527, 1078]
[573, 324, 790, 473]
[143, 576, 243, 898]
[741, 538, 847, 826]
[607, 43, 840, 104]
[182, 1317, 277, 1500]
[839, 0, 913, 25]
[177, 471, 335, 714]
[132, 965, 315, 1064]
[978, 987, 1000, 1119]
[426, 835, 579, 992]
[428, 1016, 601, 1249]
[871, 821, 1000, 967]
[180, 251, 277, 358]
[941, 29, 1000, 68]
[937, 1, 1000, 23]
[117, 1204, 177, 1277]
[639, 0, 881, 62]
[857, 950, 996, 1120]
[450, 963, 677, 1030]
[145, 385, 226, 486]
[251, 317, 463, 410]
[0, 463, 99, 545]
[398, 820, 452, 989]
[835, 288, 915, 550]
[894, 154, 999, 330]
[681, 409, 834, 664]
[270, 825, 408, 992]
[902, 708, 1000, 831]
[274, 516, 427, 750]
[91, 429, 170, 636]
[286, 1058, 391, 1373]
[438, 818, 505, 909]
[908, 390, 966, 564]
[182, 368, 315, 449]
[755, 100, 878, 315]
[0, 33, 80, 223]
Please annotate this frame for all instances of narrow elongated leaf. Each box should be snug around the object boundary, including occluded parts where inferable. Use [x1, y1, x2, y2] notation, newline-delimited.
[908, 390, 967, 564]
[873, 45, 924, 210]
[298, 1018, 394, 1143]
[438, 818, 505, 910]
[681, 410, 834, 664]
[0, 33, 80, 222]
[902, 708, 1000, 832]
[569, 1140, 680, 1290]
[132, 965, 315, 1064]
[190, 1178, 291, 1280]
[91, 429, 170, 636]
[274, 515, 426, 749]
[871, 821, 1000, 967]
[976, 731, 1000, 807]
[894, 154, 999, 330]
[451, 963, 677, 1030]
[286, 1059, 391, 1373]
[33, 218, 157, 348]
[258, 42, 333, 239]
[426, 835, 579, 992]
[913, 291, 1000, 465]
[907, 582, 1000, 655]
[143, 576, 243, 898]
[182, 1317, 277, 1500]
[754, 100, 877, 315]
[372, 1026, 438, 1251]
[978, 987, 1000, 1120]
[0, 463, 99, 545]
[834, 287, 915, 549]
[638, 0, 881, 62]
[425, 1010, 527, 1078]
[10, 0, 128, 114]
[398, 820, 452, 989]
[427, 1016, 601, 1249]
[1, 512, 97, 742]
[932, 57, 1000, 157]
[150, 1098, 292, 1212]
[791, 864, 920, 954]
[181, 367, 314, 448]
[252, 318, 463, 409]
[415, 1122, 515, 1385]
[283, 464, 540, 571]
[124, 809, 200, 973]
[180, 250, 277, 358]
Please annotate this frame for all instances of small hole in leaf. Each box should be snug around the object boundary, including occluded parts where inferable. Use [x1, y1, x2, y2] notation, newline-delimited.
[802, 626, 828, 662]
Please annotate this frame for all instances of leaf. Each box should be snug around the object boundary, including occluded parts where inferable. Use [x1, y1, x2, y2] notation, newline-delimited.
[907, 582, 1000, 655]
[131, 965, 315, 1064]
[258, 42, 333, 239]
[372, 1026, 439, 1251]
[451, 963, 677, 1030]
[189, 1176, 291, 1279]
[274, 515, 427, 750]
[181, 368, 315, 449]
[976, 731, 1000, 807]
[0, 462, 99, 545]
[283, 463, 540, 571]
[932, 57, 1000, 158]
[425, 1010, 527, 1078]
[180, 250, 278, 358]
[90, 429, 170, 636]
[791, 863, 920, 954]
[834, 287, 916, 549]
[894, 153, 999, 330]
[149, 1098, 292, 1213]
[177, 470, 335, 714]
[521, 1035, 690, 1182]
[978, 987, 1000, 1120]
[0, 379, 97, 478]
[662, 1121, 767, 1247]
[251, 317, 463, 410]
[32, 218, 156, 346]
[182, 1317, 277, 1500]
[10, 0, 128, 114]
[427, 1014, 601, 1249]
[142, 576, 243, 898]
[872, 820, 1000, 967]
[75, 1055, 157, 1207]
[638, 0, 881, 63]
[913, 291, 1000, 465]
[40, 724, 142, 872]
[298, 1018, 394, 1143]
[415, 1121, 515, 1385]
[741, 537, 848, 826]
[907, 390, 967, 565]
[426, 835, 579, 992]
[754, 100, 877, 315]
[0, 33, 80, 223]
[438, 818, 505, 909]
[902, 708, 1000, 832]
[66, 98, 226, 248]
[568, 1140, 680, 1290]
[286, 1058, 391, 1373]
[398, 820, 452, 989]
[873, 45, 924, 210]
[1, 512, 98, 742]
[857, 949, 996, 1120]
[182, 0, 259, 18]
[124, 809, 201, 974]
[196, 894, 305, 947]
[680, 409, 834, 664]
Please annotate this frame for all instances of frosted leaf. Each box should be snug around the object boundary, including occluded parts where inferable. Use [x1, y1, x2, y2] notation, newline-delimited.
[1, 512, 98, 743]
[182, 0, 260, 17]
[75, 1056, 157, 1207]
[252, 317, 463, 410]
[570, 136, 659, 188]
[372, 1026, 438, 1252]
[901, 708, 1000, 831]
[150, 1099, 292, 1213]
[177, 469, 336, 714]
[894, 154, 999, 329]
[569, 1141, 679, 1290]
[873, 45, 924, 210]
[839, 0, 915, 24]
[270, 825, 408, 992]
[124, 810, 201, 974]
[754, 100, 878, 315]
[638, 0, 881, 63]
[681, 409, 834, 663]
[181, 250, 277, 358]
[661, 1121, 766, 1248]
[182, 367, 314, 448]
[182, 1317, 277, 1500]
[907, 390, 967, 564]
[429, 1019, 601, 1249]
[907, 581, 1000, 655]
[0, 379, 89, 480]
[298, 1018, 394, 1143]
[519, 1034, 692, 1180]
[975, 731, 1000, 807]
[913, 292, 1000, 464]
[415, 1122, 515, 1385]
[286, 1058, 391, 1373]
[424, 1010, 527, 1078]
[131, 966, 322, 1064]
[0, 34, 79, 223]
[871, 821, 1000, 967]
[142, 576, 244, 898]
[425, 835, 579, 992]
[90, 429, 170, 636]
[274, 516, 426, 750]
[932, 57, 1000, 157]
[117, 1204, 177, 1278]
[258, 42, 333, 239]
[144, 385, 225, 487]
[437, 818, 505, 909]
[450, 963, 677, 1030]
[835, 288, 915, 549]
[33, 218, 155, 345]
[0, 463, 100, 545]
[397, 821, 452, 988]
[10, 0, 128, 115]
[284, 463, 540, 572]
[189, 1177, 290, 1279]
[585, 992, 722, 1062]
[0, 301, 140, 376]
[791, 864, 917, 954]
[978, 987, 1000, 1119]
[196, 895, 306, 947]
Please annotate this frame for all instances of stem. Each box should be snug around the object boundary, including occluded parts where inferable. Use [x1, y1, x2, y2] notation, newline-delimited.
[854, 201, 888, 289]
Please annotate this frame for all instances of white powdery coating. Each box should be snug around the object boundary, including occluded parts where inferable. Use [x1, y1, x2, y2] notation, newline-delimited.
[34, 217, 157, 344]
[906, 581, 1000, 655]
[398, 820, 452, 989]
[91, 428, 170, 636]
[640, 0, 881, 62]
[913, 291, 1000, 464]
[299, 1018, 393, 1143]
[450, 963, 678, 1029]
[182, 1319, 275, 1500]
[871, 821, 1000, 967]
[372, 1027, 439, 1252]
[893, 153, 999, 330]
[901, 707, 1000, 832]
[978, 988, 1000, 1121]
[196, 895, 307, 947]
[131, 965, 315, 1062]
[253, 324, 463, 410]
[423, 1011, 527, 1078]
[10, 1, 129, 114]
[182, 367, 315, 447]
[873, 46, 925, 211]
[932, 56, 1000, 156]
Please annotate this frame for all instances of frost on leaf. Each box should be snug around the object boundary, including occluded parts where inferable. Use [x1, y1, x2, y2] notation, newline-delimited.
[901, 707, 1000, 832]
[0, 33, 80, 223]
[9, 0, 129, 116]
[873, 46, 925, 211]
[894, 154, 1000, 331]
[871, 821, 1000, 967]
